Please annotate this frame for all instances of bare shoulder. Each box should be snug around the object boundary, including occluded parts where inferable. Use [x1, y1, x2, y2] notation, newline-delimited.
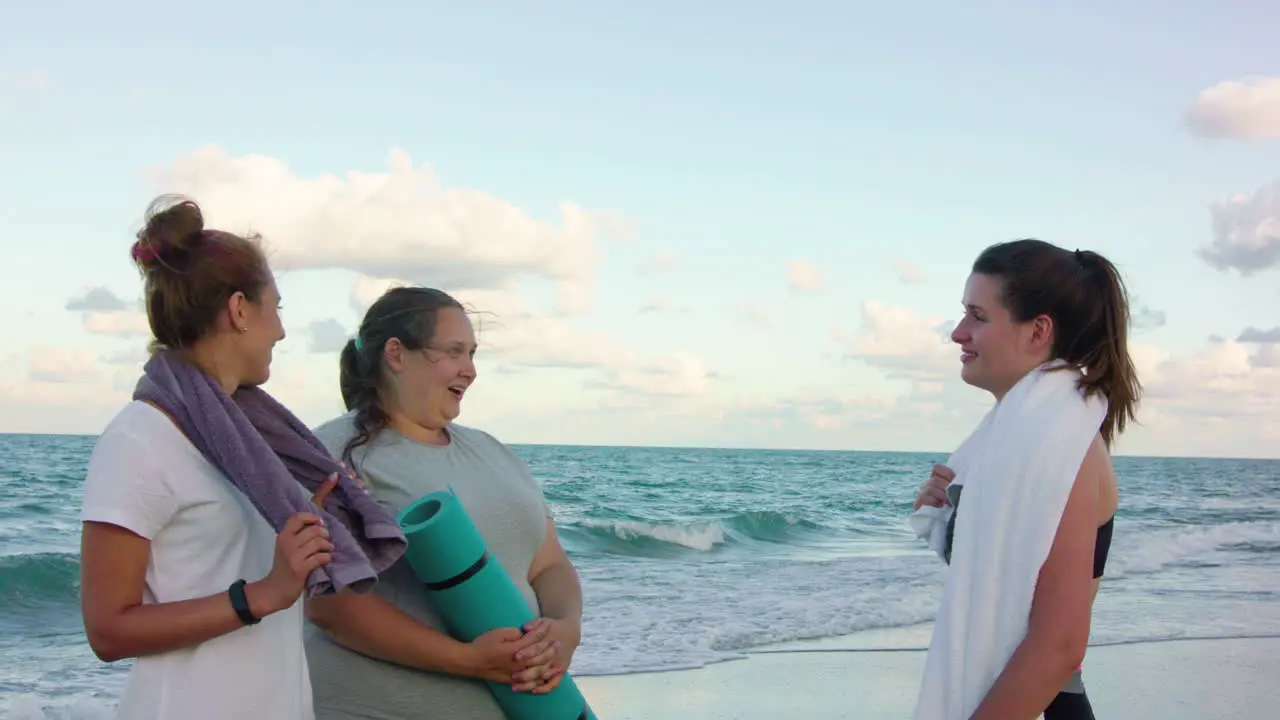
[1083, 433, 1119, 521]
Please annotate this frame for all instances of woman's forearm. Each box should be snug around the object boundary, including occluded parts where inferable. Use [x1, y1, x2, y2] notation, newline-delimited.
[306, 592, 474, 676]
[80, 519, 294, 663]
[968, 631, 1083, 720]
[530, 560, 583, 624]
[86, 579, 285, 662]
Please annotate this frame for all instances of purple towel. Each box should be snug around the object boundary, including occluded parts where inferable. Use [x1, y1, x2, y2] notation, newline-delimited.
[133, 350, 407, 597]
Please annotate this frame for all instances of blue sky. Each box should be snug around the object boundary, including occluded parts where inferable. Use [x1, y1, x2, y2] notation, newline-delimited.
[1, 1, 1277, 457]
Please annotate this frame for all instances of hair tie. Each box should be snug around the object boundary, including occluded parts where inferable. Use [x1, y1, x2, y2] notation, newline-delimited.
[354, 336, 364, 352]
[130, 240, 157, 262]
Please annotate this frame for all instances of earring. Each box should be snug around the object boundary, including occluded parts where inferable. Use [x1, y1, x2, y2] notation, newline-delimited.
[237, 326, 248, 333]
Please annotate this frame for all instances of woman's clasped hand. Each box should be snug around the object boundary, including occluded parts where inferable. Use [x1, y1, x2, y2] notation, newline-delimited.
[463, 618, 578, 693]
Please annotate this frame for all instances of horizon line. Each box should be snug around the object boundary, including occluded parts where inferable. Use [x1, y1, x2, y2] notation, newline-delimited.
[1, 431, 1276, 463]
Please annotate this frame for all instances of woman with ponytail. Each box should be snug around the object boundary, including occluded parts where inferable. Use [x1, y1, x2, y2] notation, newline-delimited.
[303, 286, 585, 720]
[912, 239, 1141, 719]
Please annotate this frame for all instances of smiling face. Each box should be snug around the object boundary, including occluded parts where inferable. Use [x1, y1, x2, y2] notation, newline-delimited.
[227, 276, 286, 387]
[382, 306, 478, 432]
[950, 272, 1054, 399]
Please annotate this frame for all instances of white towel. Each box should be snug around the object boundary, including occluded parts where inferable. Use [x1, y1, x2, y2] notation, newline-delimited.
[908, 408, 994, 559]
[908, 503, 953, 558]
[911, 362, 1106, 720]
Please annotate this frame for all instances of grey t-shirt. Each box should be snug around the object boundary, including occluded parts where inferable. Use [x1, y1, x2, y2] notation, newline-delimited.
[305, 413, 551, 720]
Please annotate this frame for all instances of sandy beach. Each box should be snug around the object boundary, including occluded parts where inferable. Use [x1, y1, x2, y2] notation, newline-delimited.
[577, 629, 1280, 719]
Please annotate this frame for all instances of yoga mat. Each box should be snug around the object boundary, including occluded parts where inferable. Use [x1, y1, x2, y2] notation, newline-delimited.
[397, 489, 598, 720]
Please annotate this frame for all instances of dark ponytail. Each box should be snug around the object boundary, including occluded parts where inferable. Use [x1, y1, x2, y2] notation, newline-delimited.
[1071, 250, 1141, 447]
[338, 337, 391, 468]
[338, 286, 465, 468]
[973, 239, 1142, 448]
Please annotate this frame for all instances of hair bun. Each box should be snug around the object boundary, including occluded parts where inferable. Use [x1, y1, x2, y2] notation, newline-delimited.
[131, 194, 206, 272]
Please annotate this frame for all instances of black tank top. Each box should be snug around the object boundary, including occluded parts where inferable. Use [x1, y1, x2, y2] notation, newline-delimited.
[943, 486, 1115, 579]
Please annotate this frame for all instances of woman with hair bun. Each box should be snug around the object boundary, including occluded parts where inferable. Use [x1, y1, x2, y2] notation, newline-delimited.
[78, 195, 341, 720]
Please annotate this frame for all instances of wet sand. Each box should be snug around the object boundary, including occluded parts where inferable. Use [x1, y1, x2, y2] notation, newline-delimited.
[576, 633, 1280, 719]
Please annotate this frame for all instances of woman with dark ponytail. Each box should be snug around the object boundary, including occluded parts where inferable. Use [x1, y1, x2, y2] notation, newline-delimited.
[911, 238, 1141, 719]
[304, 286, 586, 720]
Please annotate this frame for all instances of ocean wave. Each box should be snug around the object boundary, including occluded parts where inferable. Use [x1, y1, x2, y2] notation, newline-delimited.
[561, 511, 823, 555]
[571, 577, 943, 676]
[0, 694, 117, 720]
[0, 551, 80, 607]
[1107, 520, 1280, 578]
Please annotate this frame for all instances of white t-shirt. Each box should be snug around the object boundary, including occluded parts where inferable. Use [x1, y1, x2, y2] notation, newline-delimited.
[80, 400, 314, 720]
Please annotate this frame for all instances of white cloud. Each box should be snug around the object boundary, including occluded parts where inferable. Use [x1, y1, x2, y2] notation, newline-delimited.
[126, 146, 718, 408]
[786, 260, 825, 294]
[352, 277, 626, 368]
[712, 300, 990, 447]
[1184, 76, 1280, 141]
[1254, 343, 1280, 368]
[304, 318, 351, 353]
[1119, 337, 1280, 457]
[83, 310, 150, 337]
[728, 389, 901, 430]
[103, 347, 149, 366]
[2, 144, 1230, 458]
[28, 346, 99, 384]
[709, 376, 994, 453]
[636, 250, 678, 275]
[66, 287, 128, 312]
[1131, 300, 1167, 332]
[0, 378, 125, 434]
[737, 303, 774, 329]
[1134, 339, 1279, 421]
[639, 297, 670, 314]
[472, 287, 629, 370]
[824, 299, 1280, 457]
[147, 145, 630, 316]
[259, 360, 346, 427]
[585, 353, 715, 398]
[895, 260, 927, 285]
[9, 70, 50, 92]
[1199, 178, 1280, 275]
[348, 276, 713, 398]
[350, 275, 402, 313]
[1237, 326, 1280, 344]
[833, 300, 955, 380]
[63, 287, 150, 337]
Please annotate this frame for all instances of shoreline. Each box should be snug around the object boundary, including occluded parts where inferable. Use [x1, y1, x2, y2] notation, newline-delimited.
[572, 625, 1280, 679]
[575, 634, 1280, 719]
[5, 629, 1278, 717]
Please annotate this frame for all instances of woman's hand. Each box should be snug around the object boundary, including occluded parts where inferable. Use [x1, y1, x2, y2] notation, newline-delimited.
[252, 475, 338, 614]
[463, 625, 550, 685]
[511, 617, 581, 693]
[337, 461, 368, 492]
[914, 464, 955, 511]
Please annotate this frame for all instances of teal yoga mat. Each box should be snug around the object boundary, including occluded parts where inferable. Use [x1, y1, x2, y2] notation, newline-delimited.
[397, 489, 598, 720]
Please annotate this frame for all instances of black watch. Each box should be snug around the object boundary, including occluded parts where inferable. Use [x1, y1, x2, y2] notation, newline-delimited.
[228, 579, 261, 625]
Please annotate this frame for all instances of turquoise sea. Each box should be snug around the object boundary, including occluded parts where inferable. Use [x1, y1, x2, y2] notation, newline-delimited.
[2, 433, 1278, 718]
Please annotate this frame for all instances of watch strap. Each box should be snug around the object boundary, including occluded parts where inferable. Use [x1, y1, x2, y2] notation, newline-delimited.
[228, 579, 261, 625]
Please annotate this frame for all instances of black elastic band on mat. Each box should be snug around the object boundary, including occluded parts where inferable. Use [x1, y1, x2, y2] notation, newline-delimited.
[423, 552, 490, 591]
